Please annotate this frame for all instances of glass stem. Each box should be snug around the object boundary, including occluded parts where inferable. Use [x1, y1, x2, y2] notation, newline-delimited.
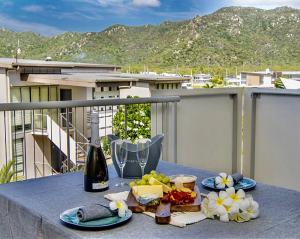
[120, 166, 124, 180]
[141, 166, 145, 177]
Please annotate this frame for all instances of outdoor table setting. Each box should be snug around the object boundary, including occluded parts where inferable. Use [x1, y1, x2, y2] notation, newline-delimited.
[1, 123, 300, 239]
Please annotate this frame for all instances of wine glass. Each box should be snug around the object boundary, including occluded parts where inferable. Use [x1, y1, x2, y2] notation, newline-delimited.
[114, 139, 128, 187]
[136, 138, 151, 177]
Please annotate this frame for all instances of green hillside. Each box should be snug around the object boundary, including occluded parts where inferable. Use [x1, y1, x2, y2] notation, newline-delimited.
[0, 6, 299, 73]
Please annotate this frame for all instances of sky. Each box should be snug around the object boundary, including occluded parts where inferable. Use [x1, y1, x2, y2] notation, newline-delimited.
[0, 0, 299, 36]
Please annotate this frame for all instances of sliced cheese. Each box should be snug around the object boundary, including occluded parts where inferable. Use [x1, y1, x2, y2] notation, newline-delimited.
[132, 185, 163, 198]
[148, 177, 172, 193]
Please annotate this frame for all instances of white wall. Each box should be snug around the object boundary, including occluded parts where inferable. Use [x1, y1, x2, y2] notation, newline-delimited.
[152, 88, 242, 174]
[120, 82, 151, 98]
[0, 69, 12, 167]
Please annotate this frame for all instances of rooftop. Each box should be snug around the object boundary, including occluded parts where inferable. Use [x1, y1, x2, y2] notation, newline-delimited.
[19, 72, 188, 87]
[0, 58, 121, 69]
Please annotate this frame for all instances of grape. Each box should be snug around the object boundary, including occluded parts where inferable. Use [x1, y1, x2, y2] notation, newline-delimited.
[140, 179, 147, 185]
[150, 170, 157, 175]
[142, 174, 150, 181]
[136, 180, 143, 185]
[129, 181, 136, 188]
[162, 178, 170, 184]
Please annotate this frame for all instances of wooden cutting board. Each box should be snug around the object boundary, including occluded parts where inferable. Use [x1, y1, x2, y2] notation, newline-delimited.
[127, 185, 201, 213]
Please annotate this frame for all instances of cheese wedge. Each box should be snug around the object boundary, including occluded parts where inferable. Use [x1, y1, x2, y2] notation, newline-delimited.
[148, 177, 172, 193]
[132, 185, 163, 198]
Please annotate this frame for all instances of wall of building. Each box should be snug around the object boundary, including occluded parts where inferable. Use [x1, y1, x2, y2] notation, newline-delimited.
[120, 82, 151, 98]
[25, 134, 52, 179]
[247, 75, 261, 86]
[0, 68, 12, 168]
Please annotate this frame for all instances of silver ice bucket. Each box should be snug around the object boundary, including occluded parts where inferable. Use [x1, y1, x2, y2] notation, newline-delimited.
[108, 134, 164, 179]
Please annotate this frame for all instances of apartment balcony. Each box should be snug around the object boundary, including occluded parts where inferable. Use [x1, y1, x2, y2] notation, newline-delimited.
[0, 88, 300, 238]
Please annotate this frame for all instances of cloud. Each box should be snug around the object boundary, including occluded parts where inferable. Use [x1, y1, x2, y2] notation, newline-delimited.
[0, 14, 64, 36]
[132, 0, 160, 7]
[22, 4, 44, 13]
[0, 0, 13, 7]
[229, 0, 300, 9]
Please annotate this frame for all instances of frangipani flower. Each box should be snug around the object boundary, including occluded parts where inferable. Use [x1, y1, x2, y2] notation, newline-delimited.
[226, 187, 245, 206]
[201, 188, 259, 223]
[215, 173, 234, 189]
[207, 191, 233, 220]
[201, 197, 215, 219]
[109, 200, 128, 217]
[229, 211, 251, 223]
[239, 196, 260, 219]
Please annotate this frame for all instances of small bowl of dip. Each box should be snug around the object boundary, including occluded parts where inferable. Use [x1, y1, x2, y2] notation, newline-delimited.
[169, 174, 197, 190]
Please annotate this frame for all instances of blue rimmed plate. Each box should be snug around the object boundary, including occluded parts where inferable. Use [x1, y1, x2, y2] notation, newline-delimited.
[201, 177, 256, 191]
[60, 207, 132, 230]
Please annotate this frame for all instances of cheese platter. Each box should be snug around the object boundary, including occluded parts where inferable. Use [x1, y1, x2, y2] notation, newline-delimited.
[127, 171, 201, 224]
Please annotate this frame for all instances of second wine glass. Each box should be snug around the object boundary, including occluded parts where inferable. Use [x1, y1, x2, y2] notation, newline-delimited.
[114, 139, 128, 187]
[136, 138, 151, 177]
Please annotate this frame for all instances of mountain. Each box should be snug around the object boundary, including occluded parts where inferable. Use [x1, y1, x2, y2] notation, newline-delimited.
[0, 6, 299, 68]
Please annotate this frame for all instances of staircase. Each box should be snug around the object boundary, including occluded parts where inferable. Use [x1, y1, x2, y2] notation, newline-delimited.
[31, 113, 89, 173]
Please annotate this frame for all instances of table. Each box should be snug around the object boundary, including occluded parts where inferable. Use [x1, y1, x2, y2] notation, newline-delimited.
[1, 161, 300, 239]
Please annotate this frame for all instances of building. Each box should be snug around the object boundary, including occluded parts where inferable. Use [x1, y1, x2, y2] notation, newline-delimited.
[192, 73, 212, 87]
[0, 58, 187, 178]
[240, 69, 300, 87]
[225, 76, 245, 87]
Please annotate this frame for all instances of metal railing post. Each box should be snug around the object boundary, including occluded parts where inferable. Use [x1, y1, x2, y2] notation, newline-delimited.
[66, 108, 71, 172]
[124, 105, 128, 138]
[172, 102, 178, 164]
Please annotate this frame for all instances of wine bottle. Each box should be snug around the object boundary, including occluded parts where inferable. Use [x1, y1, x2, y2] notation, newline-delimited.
[84, 111, 109, 192]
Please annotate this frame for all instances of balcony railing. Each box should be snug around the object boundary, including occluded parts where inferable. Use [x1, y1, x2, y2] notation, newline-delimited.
[0, 96, 180, 181]
[1, 88, 300, 192]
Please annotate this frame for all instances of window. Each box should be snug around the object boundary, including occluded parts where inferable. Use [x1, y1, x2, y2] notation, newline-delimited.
[12, 138, 24, 177]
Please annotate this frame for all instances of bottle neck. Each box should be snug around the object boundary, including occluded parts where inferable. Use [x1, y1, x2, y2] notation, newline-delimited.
[90, 113, 100, 148]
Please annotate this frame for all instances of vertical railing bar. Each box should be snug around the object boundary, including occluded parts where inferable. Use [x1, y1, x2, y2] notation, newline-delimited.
[75, 106, 78, 167]
[13, 110, 17, 181]
[50, 109, 53, 175]
[112, 103, 114, 135]
[82, 107, 85, 136]
[58, 109, 62, 173]
[105, 105, 107, 137]
[33, 110, 36, 178]
[172, 102, 177, 164]
[22, 109, 27, 180]
[125, 105, 128, 139]
[155, 103, 158, 135]
[41, 109, 45, 176]
[4, 111, 8, 166]
[66, 108, 71, 172]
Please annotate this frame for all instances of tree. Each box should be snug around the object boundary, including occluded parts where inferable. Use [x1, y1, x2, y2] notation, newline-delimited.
[112, 96, 151, 142]
[274, 78, 285, 89]
[0, 160, 16, 184]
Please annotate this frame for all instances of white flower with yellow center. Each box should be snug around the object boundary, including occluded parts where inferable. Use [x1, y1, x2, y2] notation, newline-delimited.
[239, 196, 259, 219]
[226, 187, 245, 207]
[109, 200, 128, 218]
[207, 191, 233, 222]
[215, 173, 234, 189]
[201, 197, 215, 219]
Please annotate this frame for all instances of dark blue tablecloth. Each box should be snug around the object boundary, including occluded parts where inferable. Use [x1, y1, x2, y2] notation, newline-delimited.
[1, 160, 300, 239]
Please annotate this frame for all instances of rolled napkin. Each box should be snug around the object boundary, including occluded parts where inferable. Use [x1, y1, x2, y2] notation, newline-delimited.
[232, 173, 243, 184]
[77, 204, 117, 222]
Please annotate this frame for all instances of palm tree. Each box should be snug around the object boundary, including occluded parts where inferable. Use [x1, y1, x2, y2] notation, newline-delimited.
[203, 83, 214, 88]
[0, 160, 16, 184]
